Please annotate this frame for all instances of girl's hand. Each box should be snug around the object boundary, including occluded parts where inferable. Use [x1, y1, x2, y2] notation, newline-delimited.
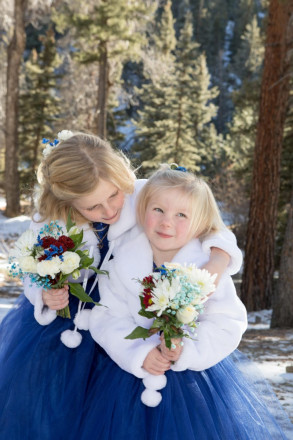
[201, 247, 230, 293]
[42, 286, 69, 310]
[159, 334, 183, 362]
[143, 347, 171, 375]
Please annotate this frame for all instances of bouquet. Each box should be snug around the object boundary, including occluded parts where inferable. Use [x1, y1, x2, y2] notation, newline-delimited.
[9, 213, 106, 319]
[126, 262, 217, 407]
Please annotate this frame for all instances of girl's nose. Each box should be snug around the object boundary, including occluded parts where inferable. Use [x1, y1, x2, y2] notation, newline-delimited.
[102, 204, 114, 218]
[160, 215, 172, 227]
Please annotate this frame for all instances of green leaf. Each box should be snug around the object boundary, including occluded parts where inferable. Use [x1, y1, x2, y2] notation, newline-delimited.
[79, 255, 94, 268]
[89, 266, 109, 277]
[68, 282, 102, 306]
[70, 231, 84, 248]
[66, 209, 75, 232]
[163, 329, 172, 349]
[138, 308, 155, 319]
[125, 326, 150, 340]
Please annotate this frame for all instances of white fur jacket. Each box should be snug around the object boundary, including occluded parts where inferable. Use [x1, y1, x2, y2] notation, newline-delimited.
[24, 179, 243, 326]
[89, 225, 247, 378]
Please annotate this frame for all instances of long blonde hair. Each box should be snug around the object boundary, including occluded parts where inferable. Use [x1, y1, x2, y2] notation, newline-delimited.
[36, 132, 135, 224]
[136, 164, 224, 239]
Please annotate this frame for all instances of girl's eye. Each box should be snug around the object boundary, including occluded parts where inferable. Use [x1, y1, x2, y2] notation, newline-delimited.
[177, 212, 187, 218]
[110, 190, 118, 198]
[154, 207, 163, 213]
[87, 205, 100, 212]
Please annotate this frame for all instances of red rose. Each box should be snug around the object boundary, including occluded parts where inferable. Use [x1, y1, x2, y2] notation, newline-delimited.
[38, 254, 47, 261]
[57, 235, 75, 251]
[41, 236, 58, 249]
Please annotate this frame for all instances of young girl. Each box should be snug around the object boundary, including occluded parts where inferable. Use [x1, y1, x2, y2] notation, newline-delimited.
[83, 165, 292, 440]
[0, 133, 242, 440]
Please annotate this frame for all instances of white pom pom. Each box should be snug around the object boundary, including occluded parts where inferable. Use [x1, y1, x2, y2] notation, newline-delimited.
[74, 309, 91, 330]
[60, 330, 82, 348]
[141, 389, 162, 407]
[143, 374, 167, 390]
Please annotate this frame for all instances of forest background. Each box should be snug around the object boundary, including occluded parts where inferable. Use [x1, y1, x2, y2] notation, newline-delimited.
[0, 0, 292, 328]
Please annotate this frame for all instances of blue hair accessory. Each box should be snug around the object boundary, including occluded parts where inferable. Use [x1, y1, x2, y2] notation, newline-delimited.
[175, 166, 187, 172]
[170, 163, 187, 172]
[42, 130, 74, 158]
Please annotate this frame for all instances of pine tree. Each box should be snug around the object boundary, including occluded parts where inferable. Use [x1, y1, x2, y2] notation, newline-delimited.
[18, 27, 62, 195]
[131, 0, 177, 174]
[5, 0, 28, 217]
[215, 15, 265, 246]
[133, 8, 220, 175]
[53, 0, 153, 139]
[241, 0, 293, 311]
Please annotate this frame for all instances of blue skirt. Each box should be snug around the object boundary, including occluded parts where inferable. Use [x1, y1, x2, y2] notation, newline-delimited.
[77, 350, 292, 440]
[0, 279, 102, 440]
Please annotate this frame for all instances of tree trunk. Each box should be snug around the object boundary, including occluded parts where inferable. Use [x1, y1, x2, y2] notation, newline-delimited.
[5, 0, 27, 217]
[271, 188, 293, 327]
[241, 0, 293, 311]
[95, 42, 109, 139]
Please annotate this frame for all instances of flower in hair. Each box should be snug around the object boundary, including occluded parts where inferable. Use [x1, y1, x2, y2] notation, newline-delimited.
[57, 130, 74, 141]
[42, 138, 59, 158]
[42, 130, 74, 157]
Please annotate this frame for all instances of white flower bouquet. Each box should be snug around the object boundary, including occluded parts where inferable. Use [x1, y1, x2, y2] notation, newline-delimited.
[126, 262, 216, 348]
[126, 262, 217, 407]
[9, 213, 105, 319]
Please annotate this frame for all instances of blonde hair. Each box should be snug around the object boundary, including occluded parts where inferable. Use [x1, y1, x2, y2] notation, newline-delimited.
[136, 164, 224, 239]
[36, 132, 135, 224]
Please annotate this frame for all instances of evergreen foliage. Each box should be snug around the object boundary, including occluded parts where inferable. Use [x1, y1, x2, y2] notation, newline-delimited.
[132, 6, 221, 176]
[19, 27, 62, 194]
[53, 0, 154, 140]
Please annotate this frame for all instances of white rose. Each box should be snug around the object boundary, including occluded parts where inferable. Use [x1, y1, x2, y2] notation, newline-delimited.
[59, 251, 80, 274]
[19, 256, 38, 273]
[57, 130, 74, 141]
[176, 306, 198, 324]
[37, 257, 61, 278]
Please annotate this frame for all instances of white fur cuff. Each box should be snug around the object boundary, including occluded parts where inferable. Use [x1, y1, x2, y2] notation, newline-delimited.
[34, 292, 57, 325]
[141, 374, 167, 407]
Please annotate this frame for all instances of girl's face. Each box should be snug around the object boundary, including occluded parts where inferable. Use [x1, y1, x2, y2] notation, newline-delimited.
[72, 180, 125, 224]
[143, 188, 193, 264]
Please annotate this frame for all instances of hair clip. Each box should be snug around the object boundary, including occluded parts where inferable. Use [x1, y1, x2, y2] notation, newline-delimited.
[42, 130, 74, 158]
[170, 163, 187, 172]
[175, 166, 187, 172]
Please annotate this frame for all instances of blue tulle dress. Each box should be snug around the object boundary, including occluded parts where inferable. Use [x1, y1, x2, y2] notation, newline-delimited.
[77, 350, 293, 440]
[76, 264, 293, 440]
[0, 223, 109, 440]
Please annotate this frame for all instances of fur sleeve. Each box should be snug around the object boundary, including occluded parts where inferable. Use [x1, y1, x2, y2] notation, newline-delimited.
[201, 227, 243, 275]
[172, 275, 247, 372]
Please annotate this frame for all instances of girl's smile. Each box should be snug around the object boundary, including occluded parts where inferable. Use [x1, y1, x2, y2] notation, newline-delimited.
[143, 188, 193, 265]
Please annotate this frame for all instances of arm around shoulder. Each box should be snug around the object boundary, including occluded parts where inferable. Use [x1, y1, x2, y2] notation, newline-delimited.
[201, 227, 243, 276]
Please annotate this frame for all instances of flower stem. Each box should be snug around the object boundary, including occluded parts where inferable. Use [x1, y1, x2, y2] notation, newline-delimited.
[57, 305, 71, 319]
